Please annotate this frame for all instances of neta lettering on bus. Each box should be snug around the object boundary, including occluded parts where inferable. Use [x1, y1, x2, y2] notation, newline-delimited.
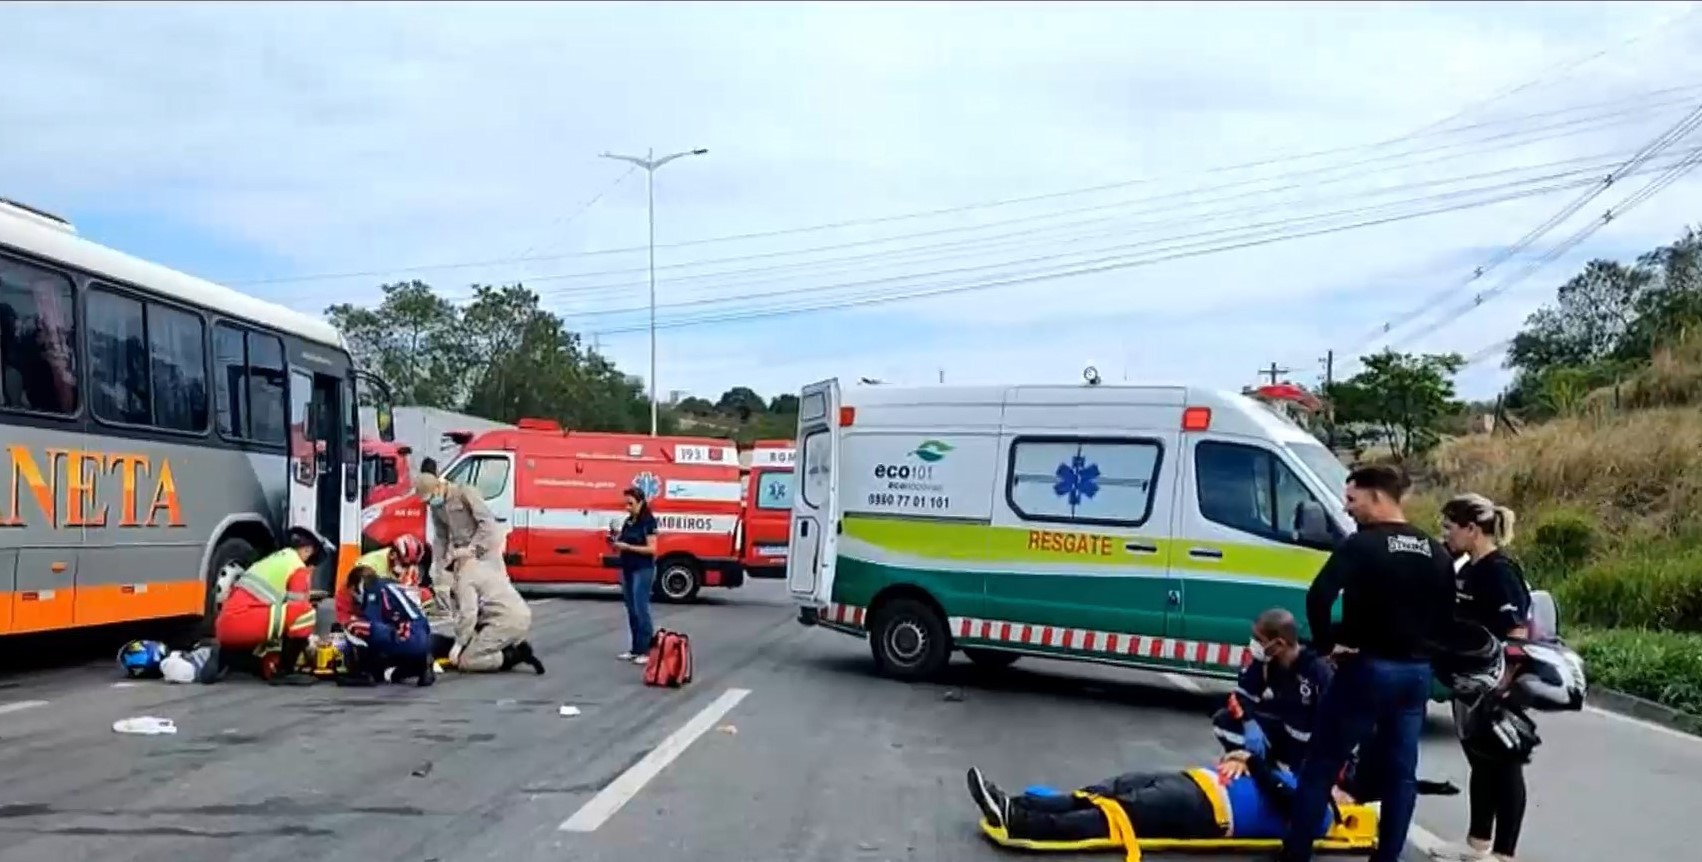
[1, 446, 185, 529]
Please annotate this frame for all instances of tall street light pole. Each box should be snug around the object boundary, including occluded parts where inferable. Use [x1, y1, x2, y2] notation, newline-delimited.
[599, 146, 709, 436]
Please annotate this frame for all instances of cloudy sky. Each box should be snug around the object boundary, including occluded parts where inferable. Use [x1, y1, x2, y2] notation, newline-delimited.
[4, 0, 1701, 404]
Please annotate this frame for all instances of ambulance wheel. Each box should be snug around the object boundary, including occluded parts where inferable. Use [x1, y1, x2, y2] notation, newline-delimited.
[964, 648, 1020, 670]
[655, 559, 702, 604]
[869, 598, 951, 680]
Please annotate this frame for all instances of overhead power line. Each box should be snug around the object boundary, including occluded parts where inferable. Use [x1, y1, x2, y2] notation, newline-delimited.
[232, 84, 1702, 290]
[1353, 117, 1702, 371]
[572, 172, 1609, 338]
[555, 151, 1699, 324]
[1334, 99, 1702, 372]
[487, 144, 1702, 311]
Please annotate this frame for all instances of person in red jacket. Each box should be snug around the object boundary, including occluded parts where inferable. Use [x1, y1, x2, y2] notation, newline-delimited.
[213, 527, 328, 685]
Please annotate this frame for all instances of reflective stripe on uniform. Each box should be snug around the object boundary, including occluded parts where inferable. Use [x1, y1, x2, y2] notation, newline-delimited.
[234, 571, 284, 605]
[246, 549, 303, 597]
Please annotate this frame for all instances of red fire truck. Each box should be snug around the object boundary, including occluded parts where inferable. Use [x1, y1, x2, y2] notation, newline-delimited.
[737, 440, 795, 579]
[411, 421, 748, 602]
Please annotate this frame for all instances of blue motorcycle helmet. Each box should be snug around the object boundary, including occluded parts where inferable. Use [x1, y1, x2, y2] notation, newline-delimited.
[117, 639, 168, 679]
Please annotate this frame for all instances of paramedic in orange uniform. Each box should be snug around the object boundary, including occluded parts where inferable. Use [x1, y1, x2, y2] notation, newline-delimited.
[214, 527, 328, 686]
[337, 534, 429, 628]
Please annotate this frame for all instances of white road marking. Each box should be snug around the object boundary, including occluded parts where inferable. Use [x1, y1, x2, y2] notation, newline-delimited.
[1585, 704, 1702, 745]
[526, 598, 553, 606]
[0, 700, 49, 715]
[558, 687, 751, 832]
[111, 682, 138, 689]
[1162, 672, 1205, 694]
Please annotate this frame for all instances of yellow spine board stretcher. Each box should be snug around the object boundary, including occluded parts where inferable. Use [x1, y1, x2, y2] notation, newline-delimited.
[977, 769, 1379, 862]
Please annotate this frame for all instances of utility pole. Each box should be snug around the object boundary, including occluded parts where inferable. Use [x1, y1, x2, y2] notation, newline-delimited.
[938, 368, 945, 384]
[1320, 350, 1336, 448]
[1258, 362, 1292, 386]
[599, 146, 710, 436]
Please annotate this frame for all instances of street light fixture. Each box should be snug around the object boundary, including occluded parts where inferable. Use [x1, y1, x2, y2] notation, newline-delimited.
[599, 147, 710, 436]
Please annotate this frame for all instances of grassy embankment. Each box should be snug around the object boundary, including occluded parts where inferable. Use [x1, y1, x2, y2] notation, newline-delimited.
[1411, 334, 1702, 715]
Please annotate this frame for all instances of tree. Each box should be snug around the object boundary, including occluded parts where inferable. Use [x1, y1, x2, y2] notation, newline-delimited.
[676, 396, 715, 417]
[769, 393, 799, 414]
[326, 280, 465, 408]
[1505, 227, 1702, 412]
[1325, 350, 1463, 461]
[326, 281, 666, 434]
[715, 387, 767, 422]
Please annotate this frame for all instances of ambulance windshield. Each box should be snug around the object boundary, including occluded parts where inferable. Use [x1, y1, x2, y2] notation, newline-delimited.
[1288, 440, 1349, 506]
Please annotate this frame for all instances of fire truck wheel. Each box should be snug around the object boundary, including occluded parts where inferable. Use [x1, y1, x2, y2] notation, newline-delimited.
[655, 559, 702, 604]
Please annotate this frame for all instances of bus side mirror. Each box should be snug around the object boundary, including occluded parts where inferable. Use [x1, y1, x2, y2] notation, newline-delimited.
[1295, 501, 1336, 550]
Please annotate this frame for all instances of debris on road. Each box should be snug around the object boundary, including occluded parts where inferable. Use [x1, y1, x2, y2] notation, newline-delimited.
[411, 762, 434, 777]
[942, 689, 964, 702]
[558, 705, 582, 717]
[716, 723, 738, 735]
[112, 716, 177, 735]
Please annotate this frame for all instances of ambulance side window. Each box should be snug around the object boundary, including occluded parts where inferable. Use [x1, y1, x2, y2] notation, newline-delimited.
[1195, 441, 1321, 546]
[445, 455, 511, 500]
[1006, 436, 1163, 527]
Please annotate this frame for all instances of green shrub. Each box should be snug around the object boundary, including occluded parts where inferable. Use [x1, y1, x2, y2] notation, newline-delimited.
[1520, 508, 1601, 585]
[1573, 628, 1702, 717]
[1555, 542, 1702, 632]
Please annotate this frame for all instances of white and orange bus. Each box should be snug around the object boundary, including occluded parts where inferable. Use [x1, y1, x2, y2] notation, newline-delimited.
[0, 197, 393, 637]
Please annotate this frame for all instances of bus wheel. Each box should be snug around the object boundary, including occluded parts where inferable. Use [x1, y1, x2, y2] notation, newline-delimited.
[204, 537, 259, 624]
[964, 648, 1020, 670]
[869, 598, 950, 680]
[655, 560, 702, 604]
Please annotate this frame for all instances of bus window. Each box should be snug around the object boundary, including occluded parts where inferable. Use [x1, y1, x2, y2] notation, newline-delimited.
[0, 255, 77, 415]
[87, 288, 151, 425]
[212, 322, 288, 445]
[213, 323, 249, 438]
[246, 332, 288, 445]
[148, 303, 208, 432]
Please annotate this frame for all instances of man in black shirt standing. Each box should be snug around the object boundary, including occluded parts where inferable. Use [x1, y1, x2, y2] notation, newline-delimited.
[1277, 465, 1455, 862]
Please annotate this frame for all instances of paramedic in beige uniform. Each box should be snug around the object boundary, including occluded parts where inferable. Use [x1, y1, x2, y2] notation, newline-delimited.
[446, 557, 544, 674]
[414, 472, 508, 599]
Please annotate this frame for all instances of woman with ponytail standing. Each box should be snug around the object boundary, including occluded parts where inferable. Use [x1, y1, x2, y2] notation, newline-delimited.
[1438, 493, 1533, 862]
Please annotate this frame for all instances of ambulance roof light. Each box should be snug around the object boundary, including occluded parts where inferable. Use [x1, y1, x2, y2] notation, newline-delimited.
[1182, 406, 1212, 432]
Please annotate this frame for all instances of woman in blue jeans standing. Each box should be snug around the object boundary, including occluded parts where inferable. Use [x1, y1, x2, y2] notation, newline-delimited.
[610, 487, 659, 664]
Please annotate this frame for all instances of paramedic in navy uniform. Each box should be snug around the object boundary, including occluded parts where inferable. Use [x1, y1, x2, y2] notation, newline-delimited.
[1277, 465, 1456, 862]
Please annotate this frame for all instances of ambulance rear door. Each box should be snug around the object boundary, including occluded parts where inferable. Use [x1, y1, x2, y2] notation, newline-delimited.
[788, 380, 842, 607]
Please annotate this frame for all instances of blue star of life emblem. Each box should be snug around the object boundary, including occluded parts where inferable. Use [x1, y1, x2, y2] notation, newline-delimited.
[633, 471, 663, 499]
[1053, 450, 1101, 514]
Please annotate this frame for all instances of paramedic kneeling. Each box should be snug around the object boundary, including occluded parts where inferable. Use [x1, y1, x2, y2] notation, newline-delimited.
[446, 557, 545, 674]
[340, 566, 436, 687]
[213, 527, 328, 686]
[1214, 609, 1330, 772]
[1280, 465, 1456, 862]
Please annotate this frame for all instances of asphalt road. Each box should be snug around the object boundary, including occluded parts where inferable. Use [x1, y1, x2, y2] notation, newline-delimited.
[0, 581, 1693, 862]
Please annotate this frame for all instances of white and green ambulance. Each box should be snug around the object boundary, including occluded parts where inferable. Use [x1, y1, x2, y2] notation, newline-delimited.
[785, 377, 1358, 681]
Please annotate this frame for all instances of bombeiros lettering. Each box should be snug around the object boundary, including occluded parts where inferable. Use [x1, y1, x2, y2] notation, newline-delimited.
[1, 446, 185, 529]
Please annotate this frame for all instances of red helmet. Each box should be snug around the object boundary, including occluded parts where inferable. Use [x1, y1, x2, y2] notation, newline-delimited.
[389, 534, 425, 568]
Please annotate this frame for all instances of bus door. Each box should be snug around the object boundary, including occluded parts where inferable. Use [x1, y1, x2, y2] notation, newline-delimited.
[289, 369, 350, 590]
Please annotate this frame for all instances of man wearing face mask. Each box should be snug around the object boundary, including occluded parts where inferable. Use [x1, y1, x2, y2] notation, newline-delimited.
[413, 472, 508, 600]
[1213, 609, 1330, 772]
